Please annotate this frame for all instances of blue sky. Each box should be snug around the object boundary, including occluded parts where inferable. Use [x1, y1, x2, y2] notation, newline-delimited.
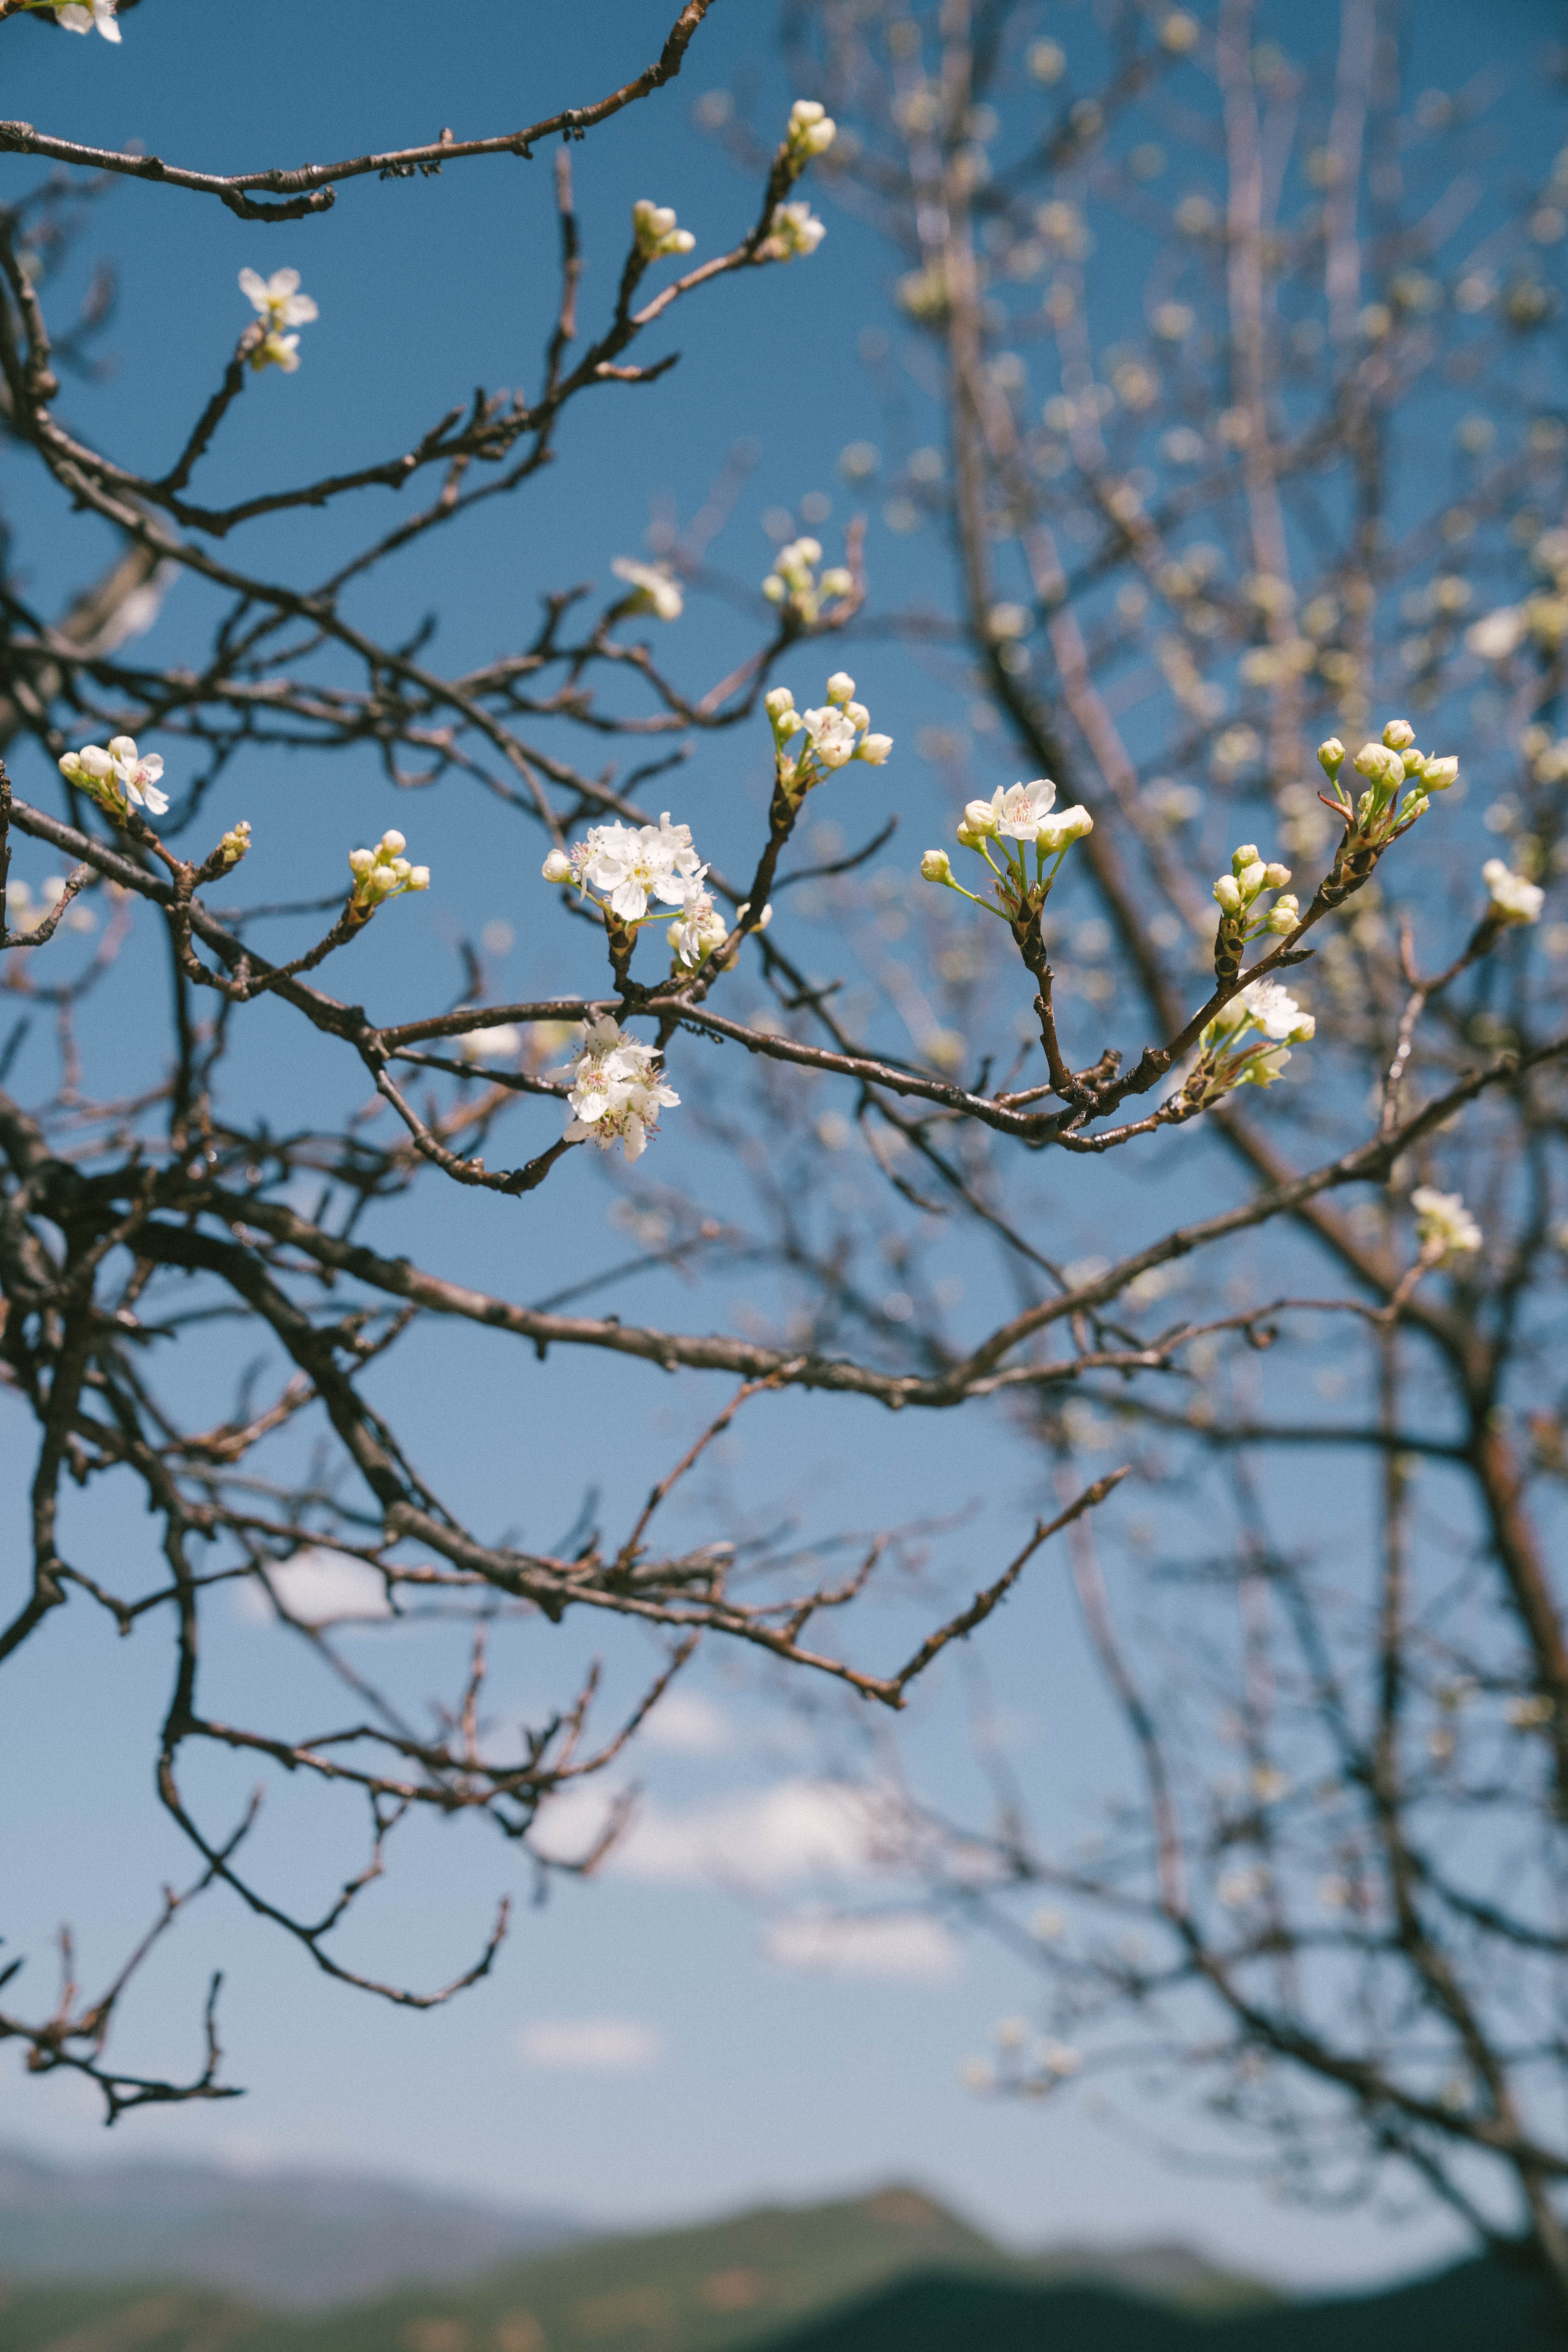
[0, 0, 1564, 2296]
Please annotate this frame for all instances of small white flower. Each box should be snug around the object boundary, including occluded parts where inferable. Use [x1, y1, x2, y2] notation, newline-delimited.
[667, 878, 728, 967]
[1238, 978, 1315, 1043]
[786, 99, 837, 159]
[54, 0, 120, 39]
[1466, 606, 1524, 661]
[632, 200, 696, 260]
[1412, 1186, 1482, 1264]
[1482, 858, 1545, 925]
[762, 200, 827, 260]
[239, 267, 318, 332]
[581, 813, 702, 923]
[561, 1018, 679, 1161]
[59, 736, 168, 819]
[987, 777, 1058, 842]
[610, 558, 683, 622]
[799, 705, 859, 770]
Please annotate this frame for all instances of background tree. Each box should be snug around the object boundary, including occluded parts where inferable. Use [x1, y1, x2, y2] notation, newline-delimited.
[691, 0, 1568, 2318]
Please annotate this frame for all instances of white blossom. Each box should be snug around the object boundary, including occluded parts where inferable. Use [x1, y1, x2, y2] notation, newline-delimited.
[761, 201, 827, 261]
[54, 0, 119, 38]
[610, 558, 683, 622]
[786, 99, 837, 160]
[1466, 606, 1525, 661]
[799, 704, 859, 769]
[561, 1018, 679, 1161]
[580, 813, 703, 923]
[986, 777, 1058, 842]
[348, 829, 430, 907]
[1482, 858, 1545, 924]
[239, 269, 318, 374]
[58, 736, 168, 820]
[631, 201, 695, 260]
[1237, 978, 1316, 1042]
[1412, 1186, 1482, 1263]
[667, 878, 729, 967]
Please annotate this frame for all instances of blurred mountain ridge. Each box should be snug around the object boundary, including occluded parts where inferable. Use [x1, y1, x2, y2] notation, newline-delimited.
[0, 2163, 1541, 2351]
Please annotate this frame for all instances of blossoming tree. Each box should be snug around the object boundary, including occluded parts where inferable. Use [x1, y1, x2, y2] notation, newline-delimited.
[0, 9, 1563, 2287]
[699, 0, 1568, 2312]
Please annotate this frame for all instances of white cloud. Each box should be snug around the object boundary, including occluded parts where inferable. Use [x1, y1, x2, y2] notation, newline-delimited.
[515, 2017, 662, 2071]
[761, 1910, 963, 1982]
[234, 1547, 393, 1627]
[531, 1778, 888, 1889]
[638, 1689, 734, 1755]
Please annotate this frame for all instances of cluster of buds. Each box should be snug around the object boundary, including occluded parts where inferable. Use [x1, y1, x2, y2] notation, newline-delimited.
[348, 830, 429, 909]
[610, 557, 683, 622]
[239, 267, 318, 374]
[762, 537, 853, 625]
[631, 201, 695, 261]
[58, 735, 168, 822]
[1412, 1186, 1482, 1266]
[767, 673, 892, 803]
[1316, 720, 1457, 907]
[1482, 858, 1545, 926]
[217, 820, 252, 868]
[1211, 842, 1296, 984]
[1189, 978, 1315, 1102]
[759, 201, 827, 261]
[920, 778, 1093, 924]
[560, 1017, 679, 1162]
[784, 98, 838, 164]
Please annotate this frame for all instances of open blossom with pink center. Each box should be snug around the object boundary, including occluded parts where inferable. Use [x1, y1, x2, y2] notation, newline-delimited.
[58, 735, 168, 819]
[54, 0, 119, 39]
[561, 1019, 679, 1162]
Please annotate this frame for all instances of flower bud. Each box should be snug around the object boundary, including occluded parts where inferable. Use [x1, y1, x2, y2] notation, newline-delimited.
[1263, 862, 1292, 889]
[845, 702, 869, 730]
[857, 733, 894, 764]
[1382, 718, 1415, 750]
[1236, 861, 1267, 895]
[766, 686, 795, 719]
[762, 575, 786, 604]
[1317, 737, 1346, 775]
[220, 821, 252, 866]
[1402, 794, 1429, 820]
[826, 671, 855, 706]
[1231, 843, 1260, 873]
[1400, 747, 1424, 775]
[541, 848, 573, 883]
[407, 866, 431, 890]
[348, 848, 376, 876]
[1420, 754, 1459, 790]
[920, 848, 952, 882]
[380, 829, 407, 857]
[1213, 874, 1243, 914]
[955, 823, 984, 849]
[1353, 742, 1404, 791]
[1264, 894, 1300, 933]
[820, 567, 853, 598]
[963, 798, 1000, 838]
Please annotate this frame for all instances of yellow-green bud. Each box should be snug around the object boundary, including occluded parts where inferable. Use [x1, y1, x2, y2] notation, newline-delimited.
[1317, 737, 1346, 775]
[1231, 842, 1260, 873]
[1382, 718, 1415, 750]
[920, 848, 952, 882]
